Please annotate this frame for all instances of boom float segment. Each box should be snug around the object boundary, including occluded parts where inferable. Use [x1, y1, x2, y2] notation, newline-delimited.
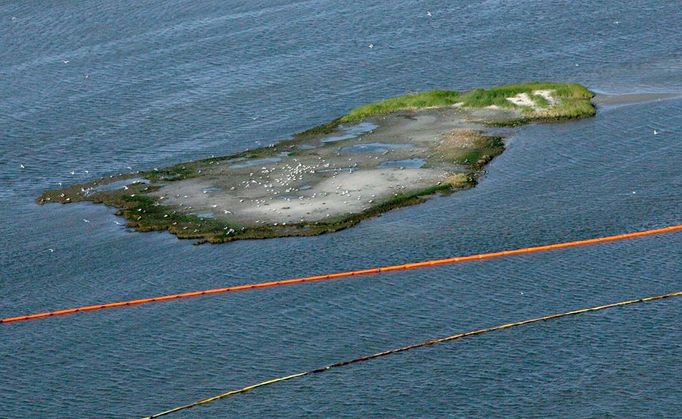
[143, 290, 682, 417]
[2, 224, 681, 325]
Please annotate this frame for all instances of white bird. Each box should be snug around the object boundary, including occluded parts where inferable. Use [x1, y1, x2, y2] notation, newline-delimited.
[83, 218, 90, 223]
[63, 60, 69, 64]
[427, 11, 432, 17]
[653, 129, 658, 135]
[20, 164, 25, 169]
[368, 43, 374, 49]
[48, 248, 54, 253]
[70, 170, 75, 175]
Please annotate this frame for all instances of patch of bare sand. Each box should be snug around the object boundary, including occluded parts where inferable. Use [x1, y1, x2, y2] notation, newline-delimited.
[157, 168, 446, 224]
[238, 168, 445, 223]
[506, 92, 535, 108]
[533, 89, 556, 105]
[592, 92, 682, 106]
[506, 89, 557, 110]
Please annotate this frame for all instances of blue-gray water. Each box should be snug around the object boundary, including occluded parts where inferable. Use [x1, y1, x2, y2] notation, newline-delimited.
[1, 1, 681, 417]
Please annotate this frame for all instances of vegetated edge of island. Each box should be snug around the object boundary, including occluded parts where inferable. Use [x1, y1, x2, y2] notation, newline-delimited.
[37, 82, 596, 244]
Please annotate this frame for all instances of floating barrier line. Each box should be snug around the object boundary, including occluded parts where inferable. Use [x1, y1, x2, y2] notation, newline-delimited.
[2, 224, 681, 325]
[143, 290, 682, 418]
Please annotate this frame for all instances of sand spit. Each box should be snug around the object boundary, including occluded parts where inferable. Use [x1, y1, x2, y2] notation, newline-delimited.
[592, 92, 682, 106]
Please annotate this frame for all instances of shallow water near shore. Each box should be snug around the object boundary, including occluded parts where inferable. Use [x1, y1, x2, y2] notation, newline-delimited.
[321, 122, 378, 143]
[1, 1, 681, 418]
[341, 142, 416, 153]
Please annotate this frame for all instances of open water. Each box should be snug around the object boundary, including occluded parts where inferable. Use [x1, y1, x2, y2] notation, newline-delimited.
[1, 1, 681, 417]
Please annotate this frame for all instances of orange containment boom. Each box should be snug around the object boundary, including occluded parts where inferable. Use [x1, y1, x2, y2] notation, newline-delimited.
[2, 224, 681, 325]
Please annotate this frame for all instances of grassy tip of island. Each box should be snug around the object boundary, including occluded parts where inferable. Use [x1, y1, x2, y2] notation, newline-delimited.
[299, 81, 594, 135]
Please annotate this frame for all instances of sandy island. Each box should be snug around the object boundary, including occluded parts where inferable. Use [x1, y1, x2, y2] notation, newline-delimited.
[38, 82, 597, 243]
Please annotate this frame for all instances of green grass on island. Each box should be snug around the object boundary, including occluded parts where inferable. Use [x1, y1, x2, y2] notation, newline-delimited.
[341, 89, 463, 122]
[299, 82, 594, 135]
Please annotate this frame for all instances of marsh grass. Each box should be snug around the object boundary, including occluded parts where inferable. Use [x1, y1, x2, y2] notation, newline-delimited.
[465, 136, 504, 168]
[532, 94, 550, 108]
[445, 173, 475, 188]
[431, 129, 505, 168]
[459, 82, 592, 108]
[298, 90, 462, 136]
[341, 90, 462, 122]
[298, 82, 594, 136]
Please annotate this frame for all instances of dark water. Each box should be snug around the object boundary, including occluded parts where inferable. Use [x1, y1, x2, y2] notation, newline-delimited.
[1, 1, 681, 417]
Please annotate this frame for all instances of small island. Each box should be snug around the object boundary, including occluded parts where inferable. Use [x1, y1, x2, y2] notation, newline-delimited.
[38, 82, 596, 243]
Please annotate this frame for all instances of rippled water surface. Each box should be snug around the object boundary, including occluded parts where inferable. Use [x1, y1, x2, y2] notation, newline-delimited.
[1, 1, 681, 417]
